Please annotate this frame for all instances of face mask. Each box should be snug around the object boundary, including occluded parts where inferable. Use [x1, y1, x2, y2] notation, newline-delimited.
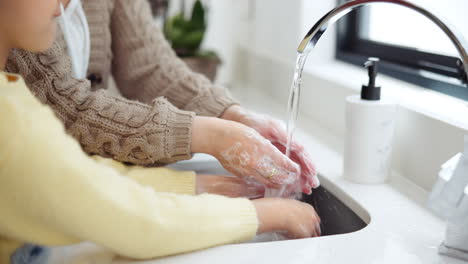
[58, 0, 90, 79]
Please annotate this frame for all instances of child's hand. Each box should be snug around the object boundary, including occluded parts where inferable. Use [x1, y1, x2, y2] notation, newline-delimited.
[252, 198, 321, 238]
[191, 116, 301, 189]
[221, 105, 319, 195]
[196, 174, 264, 198]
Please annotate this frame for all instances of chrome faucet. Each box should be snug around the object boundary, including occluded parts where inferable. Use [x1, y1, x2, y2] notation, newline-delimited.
[297, 1, 468, 260]
[298, 0, 468, 85]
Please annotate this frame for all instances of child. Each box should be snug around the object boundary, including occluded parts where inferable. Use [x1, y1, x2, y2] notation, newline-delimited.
[0, 0, 321, 263]
[6, 0, 320, 195]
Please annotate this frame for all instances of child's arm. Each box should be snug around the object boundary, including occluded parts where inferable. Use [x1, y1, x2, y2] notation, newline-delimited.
[110, 0, 238, 118]
[92, 156, 196, 195]
[0, 80, 258, 259]
[91, 157, 265, 198]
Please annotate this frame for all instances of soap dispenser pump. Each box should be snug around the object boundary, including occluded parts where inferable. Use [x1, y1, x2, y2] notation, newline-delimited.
[343, 57, 397, 184]
[361, 57, 381, 101]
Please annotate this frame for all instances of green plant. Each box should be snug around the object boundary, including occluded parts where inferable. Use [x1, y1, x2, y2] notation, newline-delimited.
[164, 0, 218, 59]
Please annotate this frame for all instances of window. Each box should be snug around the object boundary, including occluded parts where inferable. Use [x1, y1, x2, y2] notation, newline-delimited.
[336, 0, 468, 100]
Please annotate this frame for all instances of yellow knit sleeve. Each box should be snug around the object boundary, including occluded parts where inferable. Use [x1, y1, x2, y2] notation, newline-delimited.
[92, 156, 196, 195]
[0, 73, 258, 260]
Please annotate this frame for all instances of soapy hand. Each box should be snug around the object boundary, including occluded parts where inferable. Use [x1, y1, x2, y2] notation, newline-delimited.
[196, 174, 265, 198]
[191, 116, 301, 189]
[221, 105, 319, 194]
[253, 198, 321, 238]
[196, 174, 322, 238]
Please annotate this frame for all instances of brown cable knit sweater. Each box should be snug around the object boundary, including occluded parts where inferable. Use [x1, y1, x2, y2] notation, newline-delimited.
[6, 0, 238, 165]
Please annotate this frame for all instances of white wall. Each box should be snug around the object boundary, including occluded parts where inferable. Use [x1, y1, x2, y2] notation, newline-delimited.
[202, 1, 249, 86]
[167, 0, 251, 86]
[167, 0, 306, 86]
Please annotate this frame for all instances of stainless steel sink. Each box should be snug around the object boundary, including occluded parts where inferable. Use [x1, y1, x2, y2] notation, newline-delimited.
[168, 154, 370, 241]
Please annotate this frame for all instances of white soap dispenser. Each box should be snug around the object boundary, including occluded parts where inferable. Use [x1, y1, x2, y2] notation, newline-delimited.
[343, 58, 397, 184]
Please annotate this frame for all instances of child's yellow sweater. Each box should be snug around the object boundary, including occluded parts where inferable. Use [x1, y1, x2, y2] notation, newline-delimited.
[0, 73, 258, 262]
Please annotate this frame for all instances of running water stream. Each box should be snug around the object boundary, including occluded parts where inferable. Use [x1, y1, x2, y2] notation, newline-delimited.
[261, 53, 309, 241]
[265, 52, 309, 199]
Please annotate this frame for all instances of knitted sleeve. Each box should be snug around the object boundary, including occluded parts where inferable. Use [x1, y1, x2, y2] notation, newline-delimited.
[6, 42, 195, 166]
[110, 0, 239, 117]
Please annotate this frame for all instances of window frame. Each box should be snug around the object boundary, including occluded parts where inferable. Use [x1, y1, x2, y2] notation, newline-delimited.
[335, 0, 468, 101]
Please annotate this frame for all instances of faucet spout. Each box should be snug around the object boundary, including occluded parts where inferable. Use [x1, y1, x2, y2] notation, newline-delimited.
[298, 0, 468, 84]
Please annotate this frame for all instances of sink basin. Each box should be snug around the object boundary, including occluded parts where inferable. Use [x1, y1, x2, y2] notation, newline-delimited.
[167, 154, 370, 242]
[301, 185, 367, 237]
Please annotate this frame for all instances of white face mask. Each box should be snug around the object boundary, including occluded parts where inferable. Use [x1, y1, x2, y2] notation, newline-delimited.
[58, 0, 90, 79]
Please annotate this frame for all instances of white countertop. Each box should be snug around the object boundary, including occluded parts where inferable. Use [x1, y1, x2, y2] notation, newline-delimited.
[50, 88, 465, 264]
